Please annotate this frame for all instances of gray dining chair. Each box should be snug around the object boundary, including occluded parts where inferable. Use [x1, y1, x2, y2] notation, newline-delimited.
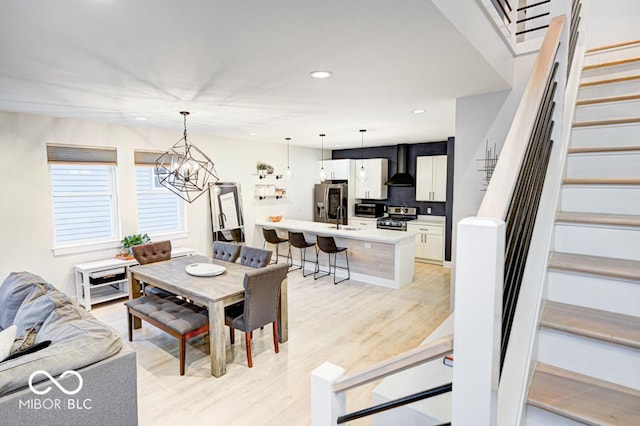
[132, 241, 176, 298]
[224, 263, 289, 367]
[212, 241, 241, 263]
[237, 246, 272, 268]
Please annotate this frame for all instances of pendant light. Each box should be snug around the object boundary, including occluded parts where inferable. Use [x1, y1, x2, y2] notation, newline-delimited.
[155, 111, 219, 203]
[357, 129, 369, 182]
[285, 137, 293, 178]
[319, 133, 327, 180]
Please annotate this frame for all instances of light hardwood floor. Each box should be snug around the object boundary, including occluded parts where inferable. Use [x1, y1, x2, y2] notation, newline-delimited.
[92, 261, 451, 425]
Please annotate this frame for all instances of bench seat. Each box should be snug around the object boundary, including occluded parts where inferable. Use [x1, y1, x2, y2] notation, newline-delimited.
[125, 295, 209, 375]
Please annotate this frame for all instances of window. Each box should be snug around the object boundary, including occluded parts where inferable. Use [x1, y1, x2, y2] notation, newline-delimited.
[134, 150, 186, 236]
[48, 144, 119, 249]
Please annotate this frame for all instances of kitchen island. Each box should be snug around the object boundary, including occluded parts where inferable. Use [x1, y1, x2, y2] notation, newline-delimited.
[255, 219, 416, 288]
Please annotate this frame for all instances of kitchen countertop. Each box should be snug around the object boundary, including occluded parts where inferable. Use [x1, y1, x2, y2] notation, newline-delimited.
[414, 215, 446, 225]
[256, 219, 416, 244]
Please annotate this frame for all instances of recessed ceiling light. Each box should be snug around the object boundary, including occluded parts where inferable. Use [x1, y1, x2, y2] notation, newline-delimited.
[134, 117, 147, 121]
[249, 132, 258, 136]
[412, 109, 425, 114]
[334, 144, 341, 147]
[309, 70, 333, 79]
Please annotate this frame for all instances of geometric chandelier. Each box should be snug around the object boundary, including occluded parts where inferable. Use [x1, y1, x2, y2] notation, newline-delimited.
[155, 111, 219, 203]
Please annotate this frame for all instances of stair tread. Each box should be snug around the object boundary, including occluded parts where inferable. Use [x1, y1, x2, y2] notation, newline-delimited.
[556, 211, 640, 227]
[568, 145, 640, 154]
[576, 94, 640, 106]
[580, 74, 640, 88]
[549, 252, 640, 282]
[583, 56, 640, 71]
[564, 177, 640, 185]
[528, 363, 640, 425]
[586, 40, 640, 54]
[573, 117, 640, 127]
[540, 301, 640, 349]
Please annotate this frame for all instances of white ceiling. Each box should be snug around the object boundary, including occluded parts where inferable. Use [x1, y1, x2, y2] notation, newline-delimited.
[0, 0, 510, 149]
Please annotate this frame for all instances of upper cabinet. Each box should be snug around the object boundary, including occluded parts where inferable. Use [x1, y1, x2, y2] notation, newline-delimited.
[416, 155, 447, 202]
[317, 159, 353, 181]
[354, 158, 388, 200]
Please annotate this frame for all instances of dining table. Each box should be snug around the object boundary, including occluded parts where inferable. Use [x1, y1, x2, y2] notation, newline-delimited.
[127, 254, 288, 377]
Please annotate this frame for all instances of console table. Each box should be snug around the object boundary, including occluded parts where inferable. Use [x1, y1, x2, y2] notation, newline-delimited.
[75, 247, 193, 310]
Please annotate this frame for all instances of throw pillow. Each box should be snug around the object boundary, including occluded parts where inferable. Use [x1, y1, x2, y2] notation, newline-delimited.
[0, 325, 17, 361]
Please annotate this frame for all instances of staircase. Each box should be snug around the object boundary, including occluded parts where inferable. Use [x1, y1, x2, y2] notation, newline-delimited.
[525, 41, 640, 425]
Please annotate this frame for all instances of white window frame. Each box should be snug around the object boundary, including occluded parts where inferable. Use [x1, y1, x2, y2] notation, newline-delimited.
[50, 163, 121, 256]
[135, 165, 187, 239]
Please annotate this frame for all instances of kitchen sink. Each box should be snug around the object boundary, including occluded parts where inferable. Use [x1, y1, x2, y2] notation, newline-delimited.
[329, 225, 362, 231]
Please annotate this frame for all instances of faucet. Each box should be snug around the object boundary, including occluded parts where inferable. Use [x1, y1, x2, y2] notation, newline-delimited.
[336, 204, 347, 229]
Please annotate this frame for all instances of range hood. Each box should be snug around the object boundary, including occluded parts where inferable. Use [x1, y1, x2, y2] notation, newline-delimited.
[385, 144, 414, 186]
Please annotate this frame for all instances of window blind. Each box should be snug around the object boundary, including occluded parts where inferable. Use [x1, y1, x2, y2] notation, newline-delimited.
[47, 144, 117, 164]
[135, 166, 184, 235]
[134, 150, 164, 166]
[50, 164, 118, 245]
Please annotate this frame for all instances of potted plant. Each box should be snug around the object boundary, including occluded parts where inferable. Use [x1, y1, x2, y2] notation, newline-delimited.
[118, 233, 151, 259]
[256, 161, 269, 176]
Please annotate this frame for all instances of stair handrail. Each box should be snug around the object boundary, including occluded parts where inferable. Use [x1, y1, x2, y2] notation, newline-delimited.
[311, 334, 453, 425]
[478, 15, 565, 220]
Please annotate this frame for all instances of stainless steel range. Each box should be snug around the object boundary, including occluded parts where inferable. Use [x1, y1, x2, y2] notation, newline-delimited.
[376, 206, 418, 231]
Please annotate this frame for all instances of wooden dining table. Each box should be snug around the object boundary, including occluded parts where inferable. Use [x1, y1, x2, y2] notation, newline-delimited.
[127, 254, 288, 377]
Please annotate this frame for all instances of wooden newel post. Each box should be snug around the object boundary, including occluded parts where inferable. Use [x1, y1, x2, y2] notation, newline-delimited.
[311, 362, 346, 426]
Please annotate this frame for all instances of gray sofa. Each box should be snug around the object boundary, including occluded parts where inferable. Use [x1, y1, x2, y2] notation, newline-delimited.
[0, 272, 138, 425]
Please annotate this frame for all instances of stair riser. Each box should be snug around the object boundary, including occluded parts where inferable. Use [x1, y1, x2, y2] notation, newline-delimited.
[578, 78, 640, 101]
[565, 152, 640, 179]
[581, 61, 640, 83]
[537, 328, 640, 390]
[584, 45, 640, 67]
[554, 224, 640, 261]
[546, 271, 640, 317]
[560, 186, 640, 215]
[571, 122, 640, 148]
[526, 405, 587, 426]
[574, 99, 640, 122]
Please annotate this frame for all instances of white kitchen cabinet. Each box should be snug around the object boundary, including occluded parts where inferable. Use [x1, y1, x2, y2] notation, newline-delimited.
[318, 159, 353, 181]
[416, 155, 447, 202]
[349, 217, 378, 229]
[408, 223, 444, 264]
[354, 158, 388, 200]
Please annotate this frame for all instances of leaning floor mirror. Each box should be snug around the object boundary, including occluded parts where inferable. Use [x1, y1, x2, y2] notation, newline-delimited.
[209, 182, 245, 243]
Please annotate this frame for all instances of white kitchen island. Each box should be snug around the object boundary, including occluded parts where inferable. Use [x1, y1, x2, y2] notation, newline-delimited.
[255, 219, 416, 289]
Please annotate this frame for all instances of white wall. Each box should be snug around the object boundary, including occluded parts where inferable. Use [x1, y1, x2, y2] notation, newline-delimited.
[583, 0, 640, 48]
[450, 51, 538, 306]
[0, 111, 319, 297]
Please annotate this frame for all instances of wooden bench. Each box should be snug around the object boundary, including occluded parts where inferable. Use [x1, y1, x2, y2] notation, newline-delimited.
[124, 295, 209, 375]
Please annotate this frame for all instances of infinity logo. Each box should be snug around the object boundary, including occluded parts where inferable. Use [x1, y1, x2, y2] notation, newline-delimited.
[28, 370, 83, 396]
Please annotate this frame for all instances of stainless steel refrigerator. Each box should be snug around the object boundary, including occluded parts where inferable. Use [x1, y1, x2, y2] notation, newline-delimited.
[314, 183, 348, 225]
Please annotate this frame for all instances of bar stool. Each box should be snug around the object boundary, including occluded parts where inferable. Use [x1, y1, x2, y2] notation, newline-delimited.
[262, 228, 288, 264]
[286, 231, 318, 277]
[314, 236, 350, 285]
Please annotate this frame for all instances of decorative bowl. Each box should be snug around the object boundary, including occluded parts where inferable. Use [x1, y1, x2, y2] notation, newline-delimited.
[269, 215, 283, 222]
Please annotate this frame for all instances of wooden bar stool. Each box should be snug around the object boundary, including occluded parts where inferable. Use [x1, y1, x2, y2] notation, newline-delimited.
[286, 231, 318, 277]
[314, 235, 350, 285]
[262, 228, 288, 264]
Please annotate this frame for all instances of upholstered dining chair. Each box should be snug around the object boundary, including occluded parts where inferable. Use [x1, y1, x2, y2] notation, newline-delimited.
[262, 228, 288, 264]
[224, 263, 289, 368]
[212, 241, 241, 263]
[237, 246, 272, 268]
[131, 241, 176, 298]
